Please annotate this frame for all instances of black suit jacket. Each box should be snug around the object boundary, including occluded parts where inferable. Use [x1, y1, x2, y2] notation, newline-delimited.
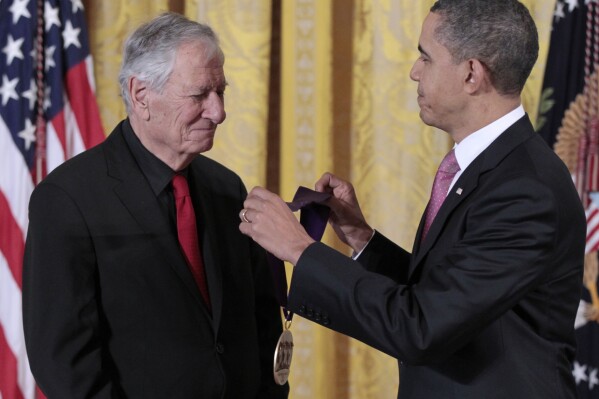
[23, 120, 289, 399]
[287, 115, 585, 398]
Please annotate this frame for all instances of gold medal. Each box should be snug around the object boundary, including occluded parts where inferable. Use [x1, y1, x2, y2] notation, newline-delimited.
[273, 321, 294, 385]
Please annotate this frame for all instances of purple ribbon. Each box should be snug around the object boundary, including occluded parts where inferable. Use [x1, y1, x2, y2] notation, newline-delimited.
[267, 186, 331, 320]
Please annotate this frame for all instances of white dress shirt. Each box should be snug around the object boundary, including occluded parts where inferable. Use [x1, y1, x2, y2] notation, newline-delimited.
[353, 104, 526, 259]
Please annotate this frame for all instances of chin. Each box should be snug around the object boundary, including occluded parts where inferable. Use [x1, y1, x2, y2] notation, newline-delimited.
[419, 111, 431, 126]
[184, 139, 214, 155]
[196, 143, 214, 154]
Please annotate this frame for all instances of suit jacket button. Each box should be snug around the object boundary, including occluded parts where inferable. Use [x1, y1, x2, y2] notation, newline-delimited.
[323, 316, 330, 325]
[216, 343, 225, 354]
[299, 305, 306, 314]
[307, 308, 314, 318]
[315, 312, 321, 322]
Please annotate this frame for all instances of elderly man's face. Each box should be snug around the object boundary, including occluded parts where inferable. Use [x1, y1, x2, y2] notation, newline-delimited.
[144, 40, 227, 160]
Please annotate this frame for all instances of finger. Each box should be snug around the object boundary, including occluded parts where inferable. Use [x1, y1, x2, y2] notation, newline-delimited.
[315, 172, 336, 193]
[239, 208, 251, 223]
[247, 186, 277, 201]
[243, 195, 266, 215]
[239, 218, 254, 237]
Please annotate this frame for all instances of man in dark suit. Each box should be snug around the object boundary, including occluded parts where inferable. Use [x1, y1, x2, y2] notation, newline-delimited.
[239, 1, 586, 398]
[23, 13, 288, 399]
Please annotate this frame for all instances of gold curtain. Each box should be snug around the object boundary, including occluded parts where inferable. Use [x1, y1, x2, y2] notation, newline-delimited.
[185, 0, 273, 189]
[83, 0, 173, 133]
[86, 1, 555, 398]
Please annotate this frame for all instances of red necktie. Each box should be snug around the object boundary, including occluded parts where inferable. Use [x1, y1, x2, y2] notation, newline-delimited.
[421, 149, 460, 241]
[172, 174, 211, 310]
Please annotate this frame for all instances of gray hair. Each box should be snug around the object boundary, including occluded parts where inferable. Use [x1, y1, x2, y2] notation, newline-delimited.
[430, 0, 538, 96]
[118, 12, 224, 113]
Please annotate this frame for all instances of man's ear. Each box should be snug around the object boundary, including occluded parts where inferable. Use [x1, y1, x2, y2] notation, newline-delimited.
[464, 59, 487, 94]
[129, 77, 150, 121]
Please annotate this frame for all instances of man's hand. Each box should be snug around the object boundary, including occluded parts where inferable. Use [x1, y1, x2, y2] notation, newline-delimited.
[315, 173, 374, 253]
[239, 187, 315, 265]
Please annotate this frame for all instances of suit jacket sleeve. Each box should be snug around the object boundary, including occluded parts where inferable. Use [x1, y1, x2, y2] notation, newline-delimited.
[287, 172, 573, 364]
[23, 182, 122, 398]
[355, 231, 411, 283]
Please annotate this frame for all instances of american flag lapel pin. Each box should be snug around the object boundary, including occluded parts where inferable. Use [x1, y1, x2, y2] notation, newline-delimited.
[456, 188, 463, 195]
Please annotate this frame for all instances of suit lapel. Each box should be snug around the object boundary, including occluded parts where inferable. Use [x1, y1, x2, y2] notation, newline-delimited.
[409, 115, 536, 279]
[189, 163, 224, 333]
[103, 125, 210, 315]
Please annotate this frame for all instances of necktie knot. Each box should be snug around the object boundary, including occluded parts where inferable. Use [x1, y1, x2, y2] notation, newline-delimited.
[438, 149, 460, 174]
[172, 174, 190, 199]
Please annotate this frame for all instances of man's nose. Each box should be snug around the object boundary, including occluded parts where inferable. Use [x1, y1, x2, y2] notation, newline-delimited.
[409, 59, 421, 82]
[203, 92, 226, 124]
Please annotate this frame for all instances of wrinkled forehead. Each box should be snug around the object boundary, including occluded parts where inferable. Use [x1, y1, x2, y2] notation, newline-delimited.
[176, 39, 224, 67]
[169, 42, 227, 89]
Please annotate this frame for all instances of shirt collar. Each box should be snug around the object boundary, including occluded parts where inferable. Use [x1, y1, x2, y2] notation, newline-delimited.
[454, 105, 525, 172]
[122, 119, 177, 196]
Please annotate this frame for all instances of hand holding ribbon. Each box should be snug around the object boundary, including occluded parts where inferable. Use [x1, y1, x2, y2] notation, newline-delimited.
[239, 186, 318, 265]
[314, 173, 374, 254]
[239, 185, 333, 386]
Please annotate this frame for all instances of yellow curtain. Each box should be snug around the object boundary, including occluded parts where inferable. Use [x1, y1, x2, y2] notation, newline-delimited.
[85, 1, 555, 398]
[185, 0, 273, 188]
[83, 0, 172, 133]
[279, 2, 349, 398]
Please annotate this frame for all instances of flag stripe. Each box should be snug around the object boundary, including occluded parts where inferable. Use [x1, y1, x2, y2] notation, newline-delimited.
[0, 324, 25, 399]
[0, 191, 25, 288]
[50, 110, 67, 162]
[0, 251, 34, 399]
[0, 117, 33, 238]
[46, 120, 66, 175]
[62, 100, 86, 159]
[64, 59, 104, 150]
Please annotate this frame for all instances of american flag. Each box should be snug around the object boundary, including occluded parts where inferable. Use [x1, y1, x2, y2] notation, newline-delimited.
[0, 0, 105, 398]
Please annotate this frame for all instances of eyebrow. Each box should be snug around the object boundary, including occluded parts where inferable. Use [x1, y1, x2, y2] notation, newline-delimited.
[195, 81, 229, 92]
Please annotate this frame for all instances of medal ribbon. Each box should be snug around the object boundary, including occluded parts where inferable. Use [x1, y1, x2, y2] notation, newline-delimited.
[267, 186, 332, 321]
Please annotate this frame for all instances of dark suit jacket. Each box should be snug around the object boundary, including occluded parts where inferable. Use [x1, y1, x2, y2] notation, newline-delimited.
[23, 120, 288, 399]
[287, 115, 585, 398]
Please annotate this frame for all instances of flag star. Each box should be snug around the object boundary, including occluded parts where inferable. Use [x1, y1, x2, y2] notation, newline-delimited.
[18, 119, 36, 151]
[2, 35, 25, 65]
[71, 0, 84, 13]
[62, 20, 81, 49]
[21, 79, 37, 110]
[45, 45, 56, 71]
[9, 0, 31, 24]
[44, 1, 61, 31]
[43, 86, 51, 110]
[566, 0, 578, 12]
[573, 361, 589, 384]
[590, 369, 599, 390]
[554, 2, 566, 22]
[0, 75, 19, 106]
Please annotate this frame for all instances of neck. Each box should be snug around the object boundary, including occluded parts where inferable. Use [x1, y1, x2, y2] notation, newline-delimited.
[129, 116, 195, 172]
[450, 95, 521, 144]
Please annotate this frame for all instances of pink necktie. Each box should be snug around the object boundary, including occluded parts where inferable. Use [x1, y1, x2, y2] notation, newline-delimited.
[172, 174, 211, 310]
[421, 149, 460, 241]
